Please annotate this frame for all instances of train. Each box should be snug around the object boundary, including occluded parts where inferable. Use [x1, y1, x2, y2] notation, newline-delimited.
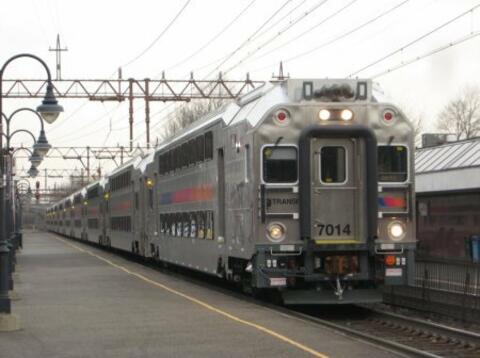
[46, 78, 416, 304]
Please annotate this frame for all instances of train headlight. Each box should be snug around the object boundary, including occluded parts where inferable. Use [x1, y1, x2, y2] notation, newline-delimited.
[340, 109, 353, 121]
[388, 221, 406, 241]
[146, 178, 154, 188]
[267, 222, 286, 242]
[319, 109, 331, 121]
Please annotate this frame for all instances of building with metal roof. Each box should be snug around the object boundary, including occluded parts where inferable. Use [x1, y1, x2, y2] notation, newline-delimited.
[415, 136, 480, 193]
[415, 137, 480, 259]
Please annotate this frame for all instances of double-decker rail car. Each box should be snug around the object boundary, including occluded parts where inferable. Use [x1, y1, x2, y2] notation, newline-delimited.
[71, 190, 85, 239]
[103, 158, 141, 251]
[46, 78, 416, 304]
[82, 181, 102, 242]
[132, 153, 156, 256]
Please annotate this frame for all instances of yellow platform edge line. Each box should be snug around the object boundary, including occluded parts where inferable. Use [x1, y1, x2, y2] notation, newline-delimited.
[53, 235, 329, 358]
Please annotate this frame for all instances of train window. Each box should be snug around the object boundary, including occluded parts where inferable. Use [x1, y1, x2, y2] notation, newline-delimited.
[187, 140, 195, 165]
[181, 143, 187, 167]
[174, 147, 180, 170]
[159, 215, 164, 233]
[182, 213, 190, 237]
[196, 135, 205, 162]
[170, 216, 175, 236]
[197, 212, 205, 239]
[190, 213, 197, 238]
[176, 215, 182, 237]
[320, 146, 346, 184]
[262, 146, 298, 183]
[206, 211, 214, 240]
[378, 146, 407, 182]
[205, 131, 213, 160]
[135, 192, 139, 210]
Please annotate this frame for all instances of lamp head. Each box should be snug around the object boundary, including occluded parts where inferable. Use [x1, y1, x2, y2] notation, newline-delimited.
[29, 149, 43, 166]
[33, 129, 51, 156]
[28, 165, 39, 178]
[36, 83, 63, 124]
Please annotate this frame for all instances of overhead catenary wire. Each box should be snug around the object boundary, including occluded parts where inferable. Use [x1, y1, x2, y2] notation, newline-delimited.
[223, 0, 330, 75]
[50, 102, 125, 143]
[253, 0, 411, 73]
[371, 30, 480, 78]
[163, 0, 258, 73]
[201, 0, 294, 79]
[134, 0, 297, 142]
[246, 0, 359, 66]
[121, 0, 192, 68]
[348, 2, 480, 77]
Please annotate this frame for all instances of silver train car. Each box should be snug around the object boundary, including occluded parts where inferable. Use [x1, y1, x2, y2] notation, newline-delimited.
[46, 78, 416, 304]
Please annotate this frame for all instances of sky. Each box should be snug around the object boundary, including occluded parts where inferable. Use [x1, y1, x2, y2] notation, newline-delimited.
[2, 0, 480, 190]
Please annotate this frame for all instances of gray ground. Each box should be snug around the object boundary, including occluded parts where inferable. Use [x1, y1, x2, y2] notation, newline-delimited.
[0, 231, 398, 358]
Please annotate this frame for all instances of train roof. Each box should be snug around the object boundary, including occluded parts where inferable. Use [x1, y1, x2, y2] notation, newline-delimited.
[107, 156, 143, 176]
[136, 151, 155, 172]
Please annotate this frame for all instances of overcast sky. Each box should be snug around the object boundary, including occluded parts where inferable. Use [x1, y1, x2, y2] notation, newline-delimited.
[2, 0, 480, 188]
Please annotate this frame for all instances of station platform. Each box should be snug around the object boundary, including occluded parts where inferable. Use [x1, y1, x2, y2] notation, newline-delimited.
[0, 231, 397, 358]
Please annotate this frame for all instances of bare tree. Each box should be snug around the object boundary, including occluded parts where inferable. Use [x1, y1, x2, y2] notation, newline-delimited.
[436, 86, 480, 140]
[397, 103, 424, 146]
[160, 98, 227, 139]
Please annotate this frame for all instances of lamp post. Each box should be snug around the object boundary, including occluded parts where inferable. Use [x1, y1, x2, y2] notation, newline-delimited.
[0, 53, 62, 330]
[2, 129, 36, 260]
[13, 179, 32, 250]
[1, 128, 39, 254]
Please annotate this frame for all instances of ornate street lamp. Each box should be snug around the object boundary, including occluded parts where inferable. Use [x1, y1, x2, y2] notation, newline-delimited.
[2, 108, 53, 157]
[27, 165, 39, 178]
[0, 54, 61, 328]
[33, 129, 51, 156]
[36, 83, 63, 124]
[28, 149, 43, 167]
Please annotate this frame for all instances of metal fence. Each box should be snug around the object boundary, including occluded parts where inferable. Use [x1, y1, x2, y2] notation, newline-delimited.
[415, 256, 480, 296]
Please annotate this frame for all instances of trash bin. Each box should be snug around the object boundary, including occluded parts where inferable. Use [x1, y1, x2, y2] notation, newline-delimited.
[471, 235, 480, 263]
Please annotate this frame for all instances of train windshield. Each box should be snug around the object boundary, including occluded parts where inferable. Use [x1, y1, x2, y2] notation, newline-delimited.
[263, 146, 298, 183]
[378, 145, 407, 182]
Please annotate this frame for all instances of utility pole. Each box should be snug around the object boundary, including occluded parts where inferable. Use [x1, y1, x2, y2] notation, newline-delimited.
[49, 34, 68, 80]
[86, 146, 90, 182]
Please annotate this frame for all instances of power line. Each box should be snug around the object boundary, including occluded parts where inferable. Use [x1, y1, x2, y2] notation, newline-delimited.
[255, 0, 410, 72]
[246, 0, 308, 42]
[135, 2, 296, 142]
[248, 0, 359, 66]
[163, 0, 257, 73]
[371, 31, 480, 78]
[223, 0, 330, 75]
[349, 2, 480, 77]
[121, 0, 192, 68]
[202, 0, 294, 78]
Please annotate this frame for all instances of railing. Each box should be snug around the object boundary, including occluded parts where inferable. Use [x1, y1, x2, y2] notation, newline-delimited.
[415, 256, 480, 296]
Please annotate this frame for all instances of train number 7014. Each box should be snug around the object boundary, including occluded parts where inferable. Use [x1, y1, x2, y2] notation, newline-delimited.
[316, 223, 351, 236]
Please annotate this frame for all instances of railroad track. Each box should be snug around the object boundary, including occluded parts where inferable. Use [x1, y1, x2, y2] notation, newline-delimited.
[289, 305, 480, 357]
[63, 235, 480, 357]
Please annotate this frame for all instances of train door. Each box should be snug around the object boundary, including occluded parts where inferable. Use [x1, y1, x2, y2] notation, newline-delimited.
[217, 148, 226, 270]
[133, 179, 143, 254]
[140, 178, 150, 256]
[100, 200, 106, 245]
[309, 138, 366, 244]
